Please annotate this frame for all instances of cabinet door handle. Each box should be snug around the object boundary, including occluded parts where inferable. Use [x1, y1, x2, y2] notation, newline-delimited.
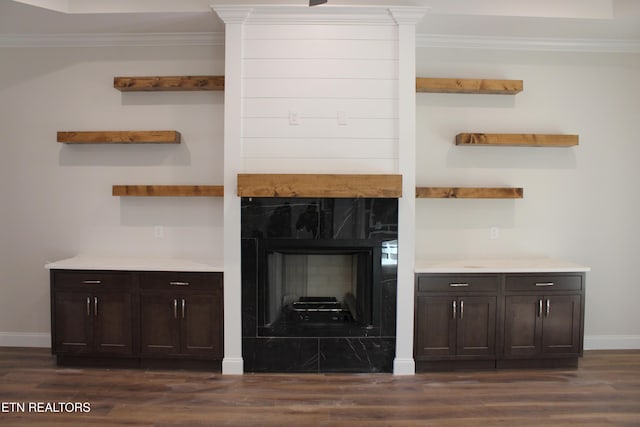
[173, 299, 178, 319]
[83, 280, 101, 285]
[86, 297, 91, 316]
[452, 300, 457, 319]
[545, 299, 550, 317]
[169, 281, 190, 286]
[181, 299, 186, 319]
[449, 283, 469, 287]
[538, 299, 543, 317]
[535, 282, 554, 287]
[460, 300, 464, 319]
[94, 297, 98, 317]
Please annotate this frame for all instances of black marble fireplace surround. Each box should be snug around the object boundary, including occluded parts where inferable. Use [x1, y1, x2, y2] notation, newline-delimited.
[242, 197, 398, 373]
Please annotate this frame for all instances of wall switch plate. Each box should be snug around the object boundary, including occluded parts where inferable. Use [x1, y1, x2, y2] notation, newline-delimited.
[154, 226, 164, 239]
[337, 110, 348, 126]
[288, 110, 300, 125]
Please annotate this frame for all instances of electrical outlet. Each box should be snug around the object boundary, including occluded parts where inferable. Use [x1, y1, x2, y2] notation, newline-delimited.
[490, 227, 500, 240]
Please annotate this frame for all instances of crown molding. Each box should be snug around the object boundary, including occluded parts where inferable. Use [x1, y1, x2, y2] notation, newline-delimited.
[1, 30, 638, 53]
[388, 7, 429, 26]
[417, 33, 640, 53]
[211, 6, 253, 24]
[0, 32, 224, 48]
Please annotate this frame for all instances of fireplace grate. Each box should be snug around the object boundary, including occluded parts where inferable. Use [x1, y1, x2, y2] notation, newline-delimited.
[284, 296, 354, 323]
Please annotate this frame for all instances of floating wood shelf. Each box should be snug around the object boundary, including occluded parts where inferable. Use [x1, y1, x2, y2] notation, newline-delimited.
[416, 187, 523, 199]
[58, 131, 181, 144]
[456, 133, 578, 147]
[112, 185, 224, 197]
[114, 75, 521, 94]
[114, 76, 225, 92]
[416, 78, 523, 95]
[237, 174, 402, 198]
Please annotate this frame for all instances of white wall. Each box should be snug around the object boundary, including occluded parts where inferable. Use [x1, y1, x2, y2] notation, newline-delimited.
[415, 47, 640, 348]
[0, 44, 225, 340]
[241, 23, 399, 173]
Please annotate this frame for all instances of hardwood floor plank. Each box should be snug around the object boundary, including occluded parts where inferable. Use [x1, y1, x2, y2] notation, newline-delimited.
[0, 348, 639, 426]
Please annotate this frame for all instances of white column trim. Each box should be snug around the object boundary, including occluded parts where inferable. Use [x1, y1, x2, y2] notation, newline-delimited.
[213, 6, 250, 375]
[391, 7, 427, 376]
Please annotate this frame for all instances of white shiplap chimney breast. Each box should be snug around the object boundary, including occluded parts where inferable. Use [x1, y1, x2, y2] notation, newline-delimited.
[213, 4, 426, 375]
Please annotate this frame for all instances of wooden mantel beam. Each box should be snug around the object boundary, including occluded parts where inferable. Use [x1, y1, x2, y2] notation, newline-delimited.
[237, 174, 403, 198]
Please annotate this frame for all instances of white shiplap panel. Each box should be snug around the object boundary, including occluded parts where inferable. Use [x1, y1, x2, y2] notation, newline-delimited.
[243, 138, 397, 159]
[244, 39, 397, 60]
[242, 157, 397, 174]
[243, 117, 396, 139]
[244, 98, 398, 119]
[244, 58, 397, 80]
[244, 24, 397, 41]
[244, 78, 397, 99]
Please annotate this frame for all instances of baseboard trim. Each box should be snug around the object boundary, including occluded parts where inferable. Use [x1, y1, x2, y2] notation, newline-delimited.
[584, 335, 640, 350]
[0, 332, 51, 348]
[222, 357, 244, 375]
[393, 357, 416, 375]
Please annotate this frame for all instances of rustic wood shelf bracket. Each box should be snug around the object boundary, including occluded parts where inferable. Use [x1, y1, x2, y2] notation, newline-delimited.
[112, 185, 224, 197]
[58, 131, 181, 144]
[416, 187, 523, 199]
[416, 78, 523, 94]
[114, 76, 225, 92]
[237, 174, 403, 198]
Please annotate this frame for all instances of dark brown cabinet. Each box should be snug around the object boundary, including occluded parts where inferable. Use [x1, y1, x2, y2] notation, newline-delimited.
[139, 272, 223, 360]
[50, 269, 223, 370]
[415, 272, 585, 371]
[502, 274, 583, 365]
[52, 271, 133, 356]
[414, 275, 499, 370]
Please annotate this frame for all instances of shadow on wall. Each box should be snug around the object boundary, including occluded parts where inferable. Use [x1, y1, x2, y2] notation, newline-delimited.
[0, 45, 225, 91]
[58, 143, 192, 167]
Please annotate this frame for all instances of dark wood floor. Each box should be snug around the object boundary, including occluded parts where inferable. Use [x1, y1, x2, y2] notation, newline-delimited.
[1, 348, 639, 426]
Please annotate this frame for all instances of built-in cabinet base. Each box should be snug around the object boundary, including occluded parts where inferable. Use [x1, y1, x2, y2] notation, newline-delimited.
[417, 357, 579, 372]
[415, 271, 585, 372]
[50, 269, 223, 371]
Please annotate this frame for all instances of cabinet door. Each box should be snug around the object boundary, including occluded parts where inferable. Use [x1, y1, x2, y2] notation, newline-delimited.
[54, 292, 93, 354]
[93, 292, 133, 355]
[139, 293, 180, 355]
[457, 296, 496, 357]
[541, 295, 581, 355]
[503, 295, 541, 358]
[180, 293, 223, 358]
[415, 295, 456, 358]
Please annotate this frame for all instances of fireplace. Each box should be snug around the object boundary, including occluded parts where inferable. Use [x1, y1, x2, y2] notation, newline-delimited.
[242, 197, 398, 373]
[258, 239, 380, 337]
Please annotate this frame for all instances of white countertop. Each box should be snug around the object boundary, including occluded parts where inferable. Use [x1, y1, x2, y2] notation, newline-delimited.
[415, 257, 590, 274]
[45, 256, 224, 272]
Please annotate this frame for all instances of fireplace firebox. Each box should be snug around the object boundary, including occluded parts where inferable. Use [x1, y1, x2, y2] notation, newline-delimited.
[242, 197, 398, 373]
[258, 239, 380, 338]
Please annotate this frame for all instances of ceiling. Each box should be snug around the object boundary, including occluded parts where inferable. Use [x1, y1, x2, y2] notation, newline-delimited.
[1, 0, 640, 43]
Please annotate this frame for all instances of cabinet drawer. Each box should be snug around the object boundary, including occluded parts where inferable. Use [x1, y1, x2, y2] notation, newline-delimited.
[140, 272, 222, 291]
[505, 274, 583, 292]
[417, 274, 499, 293]
[53, 271, 131, 291]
